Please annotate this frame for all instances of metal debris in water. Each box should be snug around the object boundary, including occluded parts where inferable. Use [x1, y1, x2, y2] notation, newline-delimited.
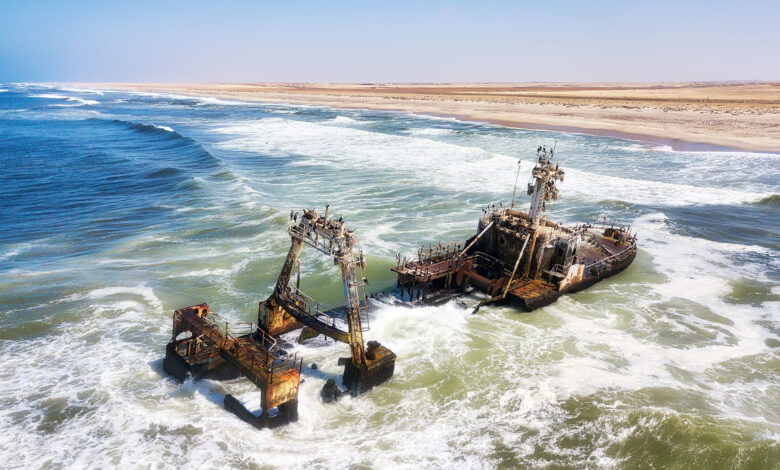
[164, 209, 395, 428]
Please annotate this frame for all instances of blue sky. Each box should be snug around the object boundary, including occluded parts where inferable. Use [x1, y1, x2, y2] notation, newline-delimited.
[0, 0, 777, 82]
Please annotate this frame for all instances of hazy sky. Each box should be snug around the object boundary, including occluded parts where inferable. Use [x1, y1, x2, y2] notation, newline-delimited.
[1, 0, 778, 83]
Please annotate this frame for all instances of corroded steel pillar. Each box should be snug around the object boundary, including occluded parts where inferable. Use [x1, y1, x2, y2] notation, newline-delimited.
[523, 230, 538, 278]
[259, 238, 304, 336]
[339, 238, 366, 367]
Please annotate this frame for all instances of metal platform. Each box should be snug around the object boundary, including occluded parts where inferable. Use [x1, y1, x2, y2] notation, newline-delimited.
[163, 304, 302, 428]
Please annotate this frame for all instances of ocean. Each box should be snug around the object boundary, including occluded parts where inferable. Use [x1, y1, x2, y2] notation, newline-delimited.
[0, 84, 778, 469]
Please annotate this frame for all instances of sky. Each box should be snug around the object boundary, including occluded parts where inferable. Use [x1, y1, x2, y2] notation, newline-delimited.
[0, 0, 778, 83]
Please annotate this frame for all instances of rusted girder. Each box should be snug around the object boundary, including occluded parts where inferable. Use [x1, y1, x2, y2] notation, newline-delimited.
[260, 208, 396, 397]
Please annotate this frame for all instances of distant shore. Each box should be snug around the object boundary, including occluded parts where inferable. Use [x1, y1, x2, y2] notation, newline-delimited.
[77, 82, 780, 153]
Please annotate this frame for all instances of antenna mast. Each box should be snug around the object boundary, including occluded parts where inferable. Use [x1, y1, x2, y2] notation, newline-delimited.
[510, 158, 522, 208]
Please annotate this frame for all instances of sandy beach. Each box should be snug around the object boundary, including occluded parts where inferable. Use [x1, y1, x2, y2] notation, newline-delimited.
[80, 82, 780, 152]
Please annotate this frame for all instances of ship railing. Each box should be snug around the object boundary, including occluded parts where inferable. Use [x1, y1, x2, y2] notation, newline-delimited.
[282, 285, 342, 328]
[223, 320, 278, 353]
[583, 216, 636, 239]
[416, 242, 461, 262]
[174, 308, 299, 380]
[405, 256, 460, 278]
[289, 222, 340, 257]
[584, 241, 637, 270]
[222, 321, 302, 380]
[550, 256, 575, 272]
[397, 244, 460, 269]
[205, 314, 284, 365]
[472, 252, 514, 277]
[269, 353, 303, 382]
[398, 246, 519, 280]
[172, 333, 208, 357]
[223, 323, 269, 371]
[548, 263, 566, 274]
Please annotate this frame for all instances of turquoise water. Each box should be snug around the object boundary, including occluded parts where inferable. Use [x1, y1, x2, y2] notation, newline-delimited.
[0, 84, 778, 468]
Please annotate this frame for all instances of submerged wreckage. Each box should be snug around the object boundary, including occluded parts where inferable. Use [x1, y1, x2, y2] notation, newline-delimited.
[163, 145, 636, 428]
[163, 208, 395, 428]
[393, 145, 637, 311]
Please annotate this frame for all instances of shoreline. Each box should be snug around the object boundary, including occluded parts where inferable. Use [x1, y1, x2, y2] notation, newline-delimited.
[471, 118, 751, 153]
[412, 111, 750, 153]
[73, 82, 780, 153]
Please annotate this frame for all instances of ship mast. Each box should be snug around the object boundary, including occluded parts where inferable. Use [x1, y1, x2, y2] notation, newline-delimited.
[510, 158, 522, 208]
[527, 145, 564, 227]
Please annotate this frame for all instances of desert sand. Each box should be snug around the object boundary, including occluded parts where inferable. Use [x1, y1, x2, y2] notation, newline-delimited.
[80, 82, 780, 152]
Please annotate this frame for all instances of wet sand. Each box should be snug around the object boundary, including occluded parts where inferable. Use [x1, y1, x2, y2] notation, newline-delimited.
[79, 82, 780, 152]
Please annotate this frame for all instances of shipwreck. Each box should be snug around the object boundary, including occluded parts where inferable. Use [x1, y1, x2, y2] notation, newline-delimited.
[162, 144, 637, 428]
[392, 145, 638, 311]
[163, 207, 395, 428]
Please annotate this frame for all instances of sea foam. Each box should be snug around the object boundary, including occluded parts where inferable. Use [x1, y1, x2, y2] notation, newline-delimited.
[213, 117, 766, 207]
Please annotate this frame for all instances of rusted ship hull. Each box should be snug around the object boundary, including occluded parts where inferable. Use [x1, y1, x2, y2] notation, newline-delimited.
[514, 245, 637, 310]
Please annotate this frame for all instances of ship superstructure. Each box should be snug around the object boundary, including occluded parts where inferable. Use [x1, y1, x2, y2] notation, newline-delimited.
[392, 145, 637, 311]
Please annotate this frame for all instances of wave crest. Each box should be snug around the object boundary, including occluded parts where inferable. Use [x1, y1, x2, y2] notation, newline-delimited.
[97, 118, 224, 170]
[128, 122, 177, 135]
[30, 93, 98, 106]
[751, 194, 780, 207]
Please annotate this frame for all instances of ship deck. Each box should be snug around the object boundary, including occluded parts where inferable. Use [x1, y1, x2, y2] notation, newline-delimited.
[165, 305, 303, 409]
[392, 226, 636, 309]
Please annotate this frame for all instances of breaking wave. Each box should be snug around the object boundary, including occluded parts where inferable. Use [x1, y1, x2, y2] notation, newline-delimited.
[752, 193, 780, 207]
[327, 115, 374, 125]
[30, 93, 98, 106]
[404, 127, 455, 136]
[128, 122, 177, 135]
[213, 117, 766, 207]
[101, 118, 223, 169]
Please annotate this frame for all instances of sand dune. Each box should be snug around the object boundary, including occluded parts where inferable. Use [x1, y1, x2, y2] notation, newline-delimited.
[80, 82, 780, 152]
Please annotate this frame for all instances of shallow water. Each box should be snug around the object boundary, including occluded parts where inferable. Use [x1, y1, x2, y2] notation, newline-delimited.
[1, 84, 778, 469]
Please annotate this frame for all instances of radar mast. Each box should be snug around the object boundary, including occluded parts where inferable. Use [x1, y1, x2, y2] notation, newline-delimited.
[527, 145, 565, 227]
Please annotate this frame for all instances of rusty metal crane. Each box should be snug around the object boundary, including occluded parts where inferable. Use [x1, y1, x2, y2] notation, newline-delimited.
[259, 207, 395, 396]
